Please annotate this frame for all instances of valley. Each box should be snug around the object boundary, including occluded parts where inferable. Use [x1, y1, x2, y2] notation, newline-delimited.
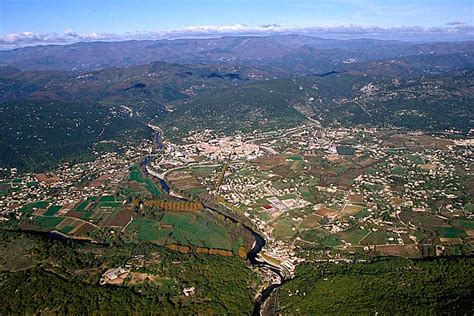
[1, 33, 473, 314]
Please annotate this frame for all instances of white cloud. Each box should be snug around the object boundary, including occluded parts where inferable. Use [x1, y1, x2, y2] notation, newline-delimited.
[0, 23, 473, 49]
[446, 20, 466, 26]
[64, 29, 78, 37]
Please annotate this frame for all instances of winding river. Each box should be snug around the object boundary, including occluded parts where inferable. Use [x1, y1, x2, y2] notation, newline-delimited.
[145, 128, 289, 315]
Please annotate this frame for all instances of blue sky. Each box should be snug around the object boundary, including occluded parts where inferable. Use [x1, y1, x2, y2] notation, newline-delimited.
[0, 0, 473, 48]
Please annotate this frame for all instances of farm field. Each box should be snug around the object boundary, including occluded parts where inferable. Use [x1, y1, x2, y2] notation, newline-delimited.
[126, 211, 233, 250]
[128, 165, 162, 196]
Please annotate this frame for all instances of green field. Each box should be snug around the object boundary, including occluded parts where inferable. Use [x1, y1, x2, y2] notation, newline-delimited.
[98, 201, 122, 208]
[301, 229, 341, 247]
[145, 178, 161, 196]
[162, 212, 232, 249]
[127, 218, 171, 243]
[436, 226, 467, 238]
[126, 212, 232, 250]
[129, 165, 162, 196]
[288, 155, 303, 161]
[43, 205, 62, 216]
[360, 230, 399, 245]
[273, 218, 296, 240]
[338, 228, 369, 245]
[129, 165, 144, 182]
[336, 145, 355, 155]
[75, 201, 89, 211]
[81, 210, 94, 220]
[61, 226, 75, 234]
[34, 216, 64, 228]
[190, 166, 216, 176]
[100, 195, 116, 202]
[453, 219, 474, 230]
[184, 187, 206, 195]
[20, 201, 49, 214]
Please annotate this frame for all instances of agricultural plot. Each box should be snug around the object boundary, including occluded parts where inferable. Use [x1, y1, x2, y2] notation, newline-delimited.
[167, 171, 206, 196]
[337, 228, 370, 245]
[451, 219, 474, 237]
[299, 213, 322, 229]
[55, 217, 84, 234]
[127, 218, 171, 244]
[359, 230, 400, 245]
[33, 216, 64, 229]
[129, 165, 162, 196]
[400, 211, 448, 231]
[273, 217, 297, 240]
[43, 205, 62, 216]
[20, 201, 49, 214]
[189, 166, 217, 176]
[76, 201, 90, 211]
[106, 209, 133, 227]
[162, 212, 232, 249]
[375, 245, 421, 258]
[301, 229, 342, 247]
[436, 227, 467, 239]
[340, 204, 365, 216]
[73, 222, 95, 236]
[126, 212, 233, 250]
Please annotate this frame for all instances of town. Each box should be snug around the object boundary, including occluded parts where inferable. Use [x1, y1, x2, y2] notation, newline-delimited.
[1, 124, 473, 270]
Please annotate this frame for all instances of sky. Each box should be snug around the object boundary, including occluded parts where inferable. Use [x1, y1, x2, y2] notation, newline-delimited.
[0, 0, 473, 48]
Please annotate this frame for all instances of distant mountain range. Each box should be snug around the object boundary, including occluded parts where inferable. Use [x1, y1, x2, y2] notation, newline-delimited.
[1, 34, 473, 74]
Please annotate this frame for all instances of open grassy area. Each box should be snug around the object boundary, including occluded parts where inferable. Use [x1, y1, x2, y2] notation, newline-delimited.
[360, 230, 399, 245]
[190, 166, 216, 176]
[127, 218, 171, 243]
[338, 228, 369, 245]
[100, 195, 116, 202]
[301, 229, 341, 247]
[61, 226, 75, 234]
[129, 165, 144, 182]
[163, 212, 232, 249]
[129, 165, 162, 196]
[98, 201, 122, 208]
[126, 213, 232, 250]
[75, 201, 89, 211]
[273, 218, 296, 240]
[81, 210, 94, 220]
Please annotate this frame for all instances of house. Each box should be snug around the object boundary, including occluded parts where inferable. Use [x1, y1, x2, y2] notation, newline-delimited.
[183, 286, 195, 296]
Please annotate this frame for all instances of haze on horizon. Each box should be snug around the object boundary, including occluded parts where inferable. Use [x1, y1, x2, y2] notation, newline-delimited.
[0, 0, 473, 49]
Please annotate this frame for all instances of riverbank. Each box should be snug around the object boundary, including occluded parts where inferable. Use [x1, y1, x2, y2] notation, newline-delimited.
[143, 125, 291, 315]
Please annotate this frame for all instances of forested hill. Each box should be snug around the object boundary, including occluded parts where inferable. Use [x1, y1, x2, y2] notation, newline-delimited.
[158, 70, 474, 138]
[275, 257, 474, 315]
[0, 101, 148, 172]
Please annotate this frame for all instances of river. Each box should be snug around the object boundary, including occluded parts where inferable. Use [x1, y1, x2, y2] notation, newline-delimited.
[144, 127, 288, 315]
